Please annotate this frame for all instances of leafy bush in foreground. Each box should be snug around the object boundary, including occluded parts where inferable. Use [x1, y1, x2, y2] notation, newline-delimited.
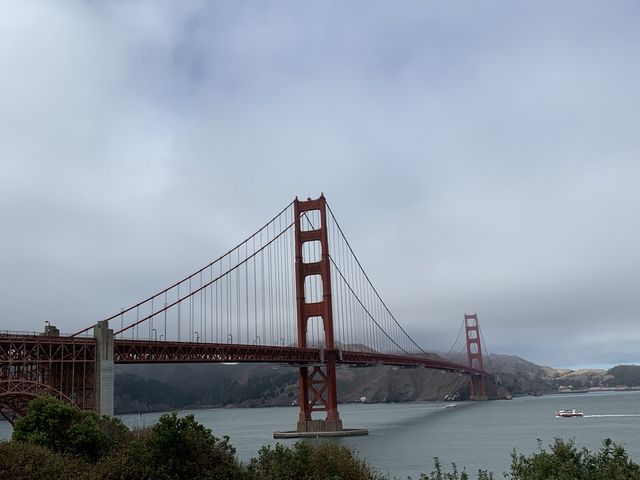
[506, 438, 640, 480]
[96, 412, 245, 480]
[415, 457, 494, 480]
[0, 441, 90, 480]
[12, 396, 128, 461]
[8, 397, 640, 479]
[413, 438, 640, 480]
[248, 441, 385, 480]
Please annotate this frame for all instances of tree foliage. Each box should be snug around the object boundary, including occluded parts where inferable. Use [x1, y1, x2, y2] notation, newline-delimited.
[12, 395, 128, 461]
[0, 441, 89, 480]
[98, 412, 245, 480]
[411, 438, 640, 480]
[414, 457, 493, 480]
[247, 441, 384, 480]
[506, 438, 640, 480]
[8, 397, 640, 480]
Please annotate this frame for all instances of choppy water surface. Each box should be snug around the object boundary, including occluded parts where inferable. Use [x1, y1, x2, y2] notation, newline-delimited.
[2, 391, 640, 478]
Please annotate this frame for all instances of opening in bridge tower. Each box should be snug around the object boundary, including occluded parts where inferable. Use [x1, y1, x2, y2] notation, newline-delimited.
[294, 195, 343, 433]
[465, 313, 488, 400]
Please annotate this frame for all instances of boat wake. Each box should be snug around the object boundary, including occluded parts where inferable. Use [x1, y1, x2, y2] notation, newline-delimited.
[584, 414, 640, 418]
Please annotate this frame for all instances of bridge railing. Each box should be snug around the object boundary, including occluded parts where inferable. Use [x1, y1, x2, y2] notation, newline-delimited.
[0, 330, 95, 338]
[0, 330, 42, 337]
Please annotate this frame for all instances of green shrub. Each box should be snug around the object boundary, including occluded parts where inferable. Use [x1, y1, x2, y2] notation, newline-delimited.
[414, 457, 493, 480]
[506, 438, 640, 480]
[98, 414, 131, 453]
[97, 412, 245, 480]
[12, 396, 130, 461]
[9, 397, 640, 480]
[248, 441, 384, 480]
[0, 440, 91, 480]
[410, 439, 640, 480]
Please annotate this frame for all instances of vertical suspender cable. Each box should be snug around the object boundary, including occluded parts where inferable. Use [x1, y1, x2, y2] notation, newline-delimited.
[268, 223, 273, 345]
[236, 248, 240, 344]
[276, 215, 283, 345]
[260, 229, 265, 345]
[188, 277, 192, 342]
[253, 235, 257, 343]
[245, 241, 249, 344]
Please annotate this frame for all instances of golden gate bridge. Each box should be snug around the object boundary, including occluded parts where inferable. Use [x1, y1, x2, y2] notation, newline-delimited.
[0, 195, 490, 436]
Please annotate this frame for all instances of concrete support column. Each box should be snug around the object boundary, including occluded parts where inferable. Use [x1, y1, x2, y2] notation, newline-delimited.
[94, 320, 114, 416]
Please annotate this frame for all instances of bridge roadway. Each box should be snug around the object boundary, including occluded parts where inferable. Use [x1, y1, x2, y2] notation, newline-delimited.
[0, 330, 484, 425]
[116, 339, 480, 374]
[0, 332, 479, 373]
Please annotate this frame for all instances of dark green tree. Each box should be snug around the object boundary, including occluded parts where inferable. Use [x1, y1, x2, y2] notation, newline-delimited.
[100, 412, 244, 480]
[247, 441, 384, 480]
[506, 438, 640, 480]
[0, 441, 90, 480]
[12, 395, 127, 461]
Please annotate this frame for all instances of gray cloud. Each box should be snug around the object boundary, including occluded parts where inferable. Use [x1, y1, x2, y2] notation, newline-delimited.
[1, 1, 639, 368]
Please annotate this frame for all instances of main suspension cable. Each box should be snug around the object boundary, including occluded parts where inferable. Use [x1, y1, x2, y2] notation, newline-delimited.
[72, 200, 294, 336]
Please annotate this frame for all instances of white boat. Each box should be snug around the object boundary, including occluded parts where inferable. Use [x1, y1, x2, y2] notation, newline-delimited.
[555, 408, 583, 418]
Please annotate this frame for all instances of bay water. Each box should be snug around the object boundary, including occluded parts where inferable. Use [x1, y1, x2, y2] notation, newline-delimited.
[2, 390, 639, 478]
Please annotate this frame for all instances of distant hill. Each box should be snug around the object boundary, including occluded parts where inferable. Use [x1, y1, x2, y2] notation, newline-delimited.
[114, 355, 502, 414]
[113, 356, 640, 414]
[484, 358, 640, 392]
[604, 365, 640, 387]
[115, 364, 297, 413]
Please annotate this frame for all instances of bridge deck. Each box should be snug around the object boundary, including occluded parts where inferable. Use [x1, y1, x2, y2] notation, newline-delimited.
[1, 333, 479, 375]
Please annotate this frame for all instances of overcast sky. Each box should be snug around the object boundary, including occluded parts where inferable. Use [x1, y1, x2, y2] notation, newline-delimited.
[1, 1, 639, 370]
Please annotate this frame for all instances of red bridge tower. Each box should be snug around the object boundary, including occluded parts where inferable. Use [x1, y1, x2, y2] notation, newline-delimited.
[293, 195, 343, 432]
[465, 313, 488, 400]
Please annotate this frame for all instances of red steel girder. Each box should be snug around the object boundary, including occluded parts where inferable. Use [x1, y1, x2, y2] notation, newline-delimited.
[338, 350, 480, 374]
[0, 333, 97, 420]
[113, 340, 322, 364]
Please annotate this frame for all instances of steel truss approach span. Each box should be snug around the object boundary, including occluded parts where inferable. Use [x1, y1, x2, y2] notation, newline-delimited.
[0, 195, 491, 431]
[0, 334, 96, 423]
